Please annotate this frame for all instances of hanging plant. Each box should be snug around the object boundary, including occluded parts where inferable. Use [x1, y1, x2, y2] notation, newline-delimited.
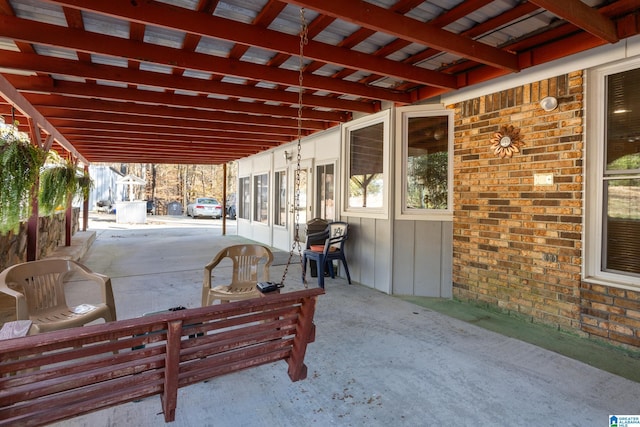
[0, 124, 46, 235]
[77, 171, 93, 200]
[39, 160, 92, 216]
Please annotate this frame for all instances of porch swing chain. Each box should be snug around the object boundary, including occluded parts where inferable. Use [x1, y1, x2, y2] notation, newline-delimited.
[280, 8, 308, 287]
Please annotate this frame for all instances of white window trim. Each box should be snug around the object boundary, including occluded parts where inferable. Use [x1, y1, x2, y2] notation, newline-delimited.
[238, 175, 251, 221]
[252, 171, 270, 225]
[273, 168, 287, 229]
[341, 110, 391, 219]
[315, 160, 338, 221]
[585, 57, 640, 290]
[395, 104, 454, 221]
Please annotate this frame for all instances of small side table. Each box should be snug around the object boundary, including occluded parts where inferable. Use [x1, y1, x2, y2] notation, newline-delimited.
[0, 320, 33, 340]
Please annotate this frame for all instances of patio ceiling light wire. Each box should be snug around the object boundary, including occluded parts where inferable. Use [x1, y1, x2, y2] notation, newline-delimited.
[281, 7, 308, 287]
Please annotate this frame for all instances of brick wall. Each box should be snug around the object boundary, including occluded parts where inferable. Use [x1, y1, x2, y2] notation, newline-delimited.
[581, 283, 640, 348]
[451, 71, 639, 350]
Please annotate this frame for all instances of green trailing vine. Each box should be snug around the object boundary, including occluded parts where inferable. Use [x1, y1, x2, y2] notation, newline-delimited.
[39, 159, 93, 216]
[77, 172, 93, 200]
[0, 126, 46, 235]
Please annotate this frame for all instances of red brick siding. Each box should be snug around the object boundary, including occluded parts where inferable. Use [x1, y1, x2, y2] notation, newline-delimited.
[581, 283, 640, 348]
[450, 72, 639, 349]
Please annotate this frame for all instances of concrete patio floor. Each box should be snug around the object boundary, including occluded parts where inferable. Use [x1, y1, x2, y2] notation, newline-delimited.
[48, 214, 640, 426]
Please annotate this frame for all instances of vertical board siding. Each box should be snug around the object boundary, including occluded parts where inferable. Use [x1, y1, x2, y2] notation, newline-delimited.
[374, 219, 392, 293]
[391, 220, 452, 297]
[414, 221, 444, 297]
[392, 220, 416, 295]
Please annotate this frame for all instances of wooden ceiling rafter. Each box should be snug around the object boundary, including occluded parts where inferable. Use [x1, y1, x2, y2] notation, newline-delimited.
[26, 93, 345, 123]
[0, 73, 86, 163]
[0, 0, 637, 164]
[527, 0, 618, 43]
[53, 120, 305, 137]
[40, 0, 459, 90]
[282, 0, 520, 71]
[0, 49, 390, 110]
[0, 14, 403, 104]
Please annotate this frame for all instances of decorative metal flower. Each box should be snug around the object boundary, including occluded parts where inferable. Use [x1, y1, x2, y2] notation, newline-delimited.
[490, 125, 524, 158]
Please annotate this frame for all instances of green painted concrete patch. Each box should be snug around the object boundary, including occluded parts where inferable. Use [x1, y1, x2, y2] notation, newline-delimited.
[398, 296, 640, 383]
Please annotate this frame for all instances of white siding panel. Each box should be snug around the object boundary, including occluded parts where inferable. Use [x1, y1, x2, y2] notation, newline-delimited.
[272, 226, 289, 251]
[355, 218, 376, 286]
[236, 219, 253, 237]
[252, 153, 271, 173]
[312, 128, 340, 162]
[342, 217, 392, 293]
[392, 220, 415, 295]
[251, 223, 272, 246]
[374, 219, 392, 293]
[414, 221, 444, 297]
[392, 219, 453, 297]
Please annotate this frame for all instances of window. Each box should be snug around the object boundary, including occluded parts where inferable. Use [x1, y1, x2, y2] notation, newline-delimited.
[586, 60, 640, 288]
[395, 105, 453, 220]
[274, 170, 287, 226]
[315, 163, 335, 220]
[341, 110, 390, 218]
[238, 176, 250, 220]
[253, 173, 269, 224]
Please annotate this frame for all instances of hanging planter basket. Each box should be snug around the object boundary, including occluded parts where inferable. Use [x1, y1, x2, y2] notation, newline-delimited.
[0, 128, 46, 235]
[39, 161, 93, 216]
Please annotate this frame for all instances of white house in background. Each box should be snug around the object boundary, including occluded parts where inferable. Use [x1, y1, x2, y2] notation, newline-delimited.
[88, 165, 124, 212]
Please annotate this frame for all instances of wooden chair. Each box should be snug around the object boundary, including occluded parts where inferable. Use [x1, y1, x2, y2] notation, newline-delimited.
[0, 258, 116, 334]
[202, 244, 273, 305]
[302, 222, 352, 288]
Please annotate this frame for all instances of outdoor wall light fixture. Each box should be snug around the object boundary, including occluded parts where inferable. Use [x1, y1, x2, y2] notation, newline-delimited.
[540, 96, 558, 112]
[283, 150, 292, 162]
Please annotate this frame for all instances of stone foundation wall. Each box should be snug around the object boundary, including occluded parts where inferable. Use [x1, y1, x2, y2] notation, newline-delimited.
[0, 223, 28, 272]
[0, 208, 80, 272]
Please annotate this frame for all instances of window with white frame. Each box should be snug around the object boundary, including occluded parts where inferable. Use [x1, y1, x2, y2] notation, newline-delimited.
[395, 105, 453, 220]
[238, 176, 250, 220]
[587, 60, 640, 288]
[274, 170, 287, 226]
[315, 162, 335, 220]
[341, 110, 390, 218]
[253, 173, 269, 224]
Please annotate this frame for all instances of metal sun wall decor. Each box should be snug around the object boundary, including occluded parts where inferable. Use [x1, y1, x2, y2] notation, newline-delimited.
[490, 125, 524, 158]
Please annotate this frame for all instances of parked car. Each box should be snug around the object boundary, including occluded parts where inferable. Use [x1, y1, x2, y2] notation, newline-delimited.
[186, 197, 222, 219]
[226, 194, 236, 219]
[227, 204, 236, 220]
[96, 199, 115, 214]
[146, 200, 155, 215]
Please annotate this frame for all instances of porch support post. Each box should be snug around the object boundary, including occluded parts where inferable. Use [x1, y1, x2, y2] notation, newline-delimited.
[82, 165, 89, 232]
[65, 192, 72, 247]
[222, 163, 227, 236]
[26, 179, 39, 261]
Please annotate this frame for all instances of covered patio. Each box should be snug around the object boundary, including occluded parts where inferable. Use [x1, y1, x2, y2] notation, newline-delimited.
[1, 1, 640, 424]
[39, 215, 640, 425]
